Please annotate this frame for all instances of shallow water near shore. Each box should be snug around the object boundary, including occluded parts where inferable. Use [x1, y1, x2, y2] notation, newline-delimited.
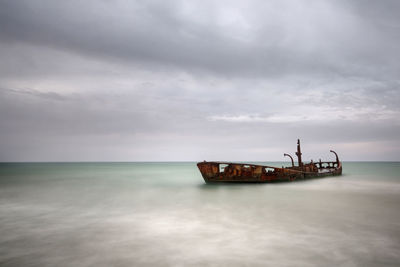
[1, 162, 400, 266]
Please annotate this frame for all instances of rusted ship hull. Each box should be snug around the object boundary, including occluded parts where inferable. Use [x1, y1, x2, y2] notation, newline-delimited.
[197, 140, 342, 183]
[197, 161, 342, 183]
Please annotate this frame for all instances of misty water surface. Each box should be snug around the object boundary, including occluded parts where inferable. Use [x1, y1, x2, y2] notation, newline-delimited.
[0, 162, 399, 266]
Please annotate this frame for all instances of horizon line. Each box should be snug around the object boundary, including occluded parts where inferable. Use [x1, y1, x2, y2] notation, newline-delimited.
[0, 160, 399, 163]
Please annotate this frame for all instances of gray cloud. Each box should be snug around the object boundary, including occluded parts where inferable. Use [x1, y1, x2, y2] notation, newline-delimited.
[0, 0, 399, 161]
[1, 0, 399, 78]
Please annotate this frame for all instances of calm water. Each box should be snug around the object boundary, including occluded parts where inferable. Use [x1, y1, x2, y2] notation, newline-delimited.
[0, 162, 399, 267]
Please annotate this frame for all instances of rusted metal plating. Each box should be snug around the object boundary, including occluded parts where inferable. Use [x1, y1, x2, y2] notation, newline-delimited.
[197, 139, 342, 183]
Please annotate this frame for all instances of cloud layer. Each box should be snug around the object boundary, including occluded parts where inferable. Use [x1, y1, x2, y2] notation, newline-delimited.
[0, 0, 399, 161]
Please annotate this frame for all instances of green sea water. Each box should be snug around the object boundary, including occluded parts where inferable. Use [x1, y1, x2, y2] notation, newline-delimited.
[0, 162, 399, 266]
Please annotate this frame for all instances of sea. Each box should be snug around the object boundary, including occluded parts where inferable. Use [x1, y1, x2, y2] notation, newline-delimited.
[0, 162, 399, 267]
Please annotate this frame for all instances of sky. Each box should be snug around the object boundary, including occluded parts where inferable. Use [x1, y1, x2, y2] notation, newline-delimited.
[0, 0, 399, 161]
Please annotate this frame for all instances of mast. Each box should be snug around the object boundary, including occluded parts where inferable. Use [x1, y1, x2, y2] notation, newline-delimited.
[296, 139, 303, 167]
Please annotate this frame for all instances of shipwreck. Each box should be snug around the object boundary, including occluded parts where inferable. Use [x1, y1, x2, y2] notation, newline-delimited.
[197, 139, 342, 183]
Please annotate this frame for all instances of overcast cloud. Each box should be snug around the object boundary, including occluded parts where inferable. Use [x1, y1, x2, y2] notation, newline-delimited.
[0, 0, 399, 161]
